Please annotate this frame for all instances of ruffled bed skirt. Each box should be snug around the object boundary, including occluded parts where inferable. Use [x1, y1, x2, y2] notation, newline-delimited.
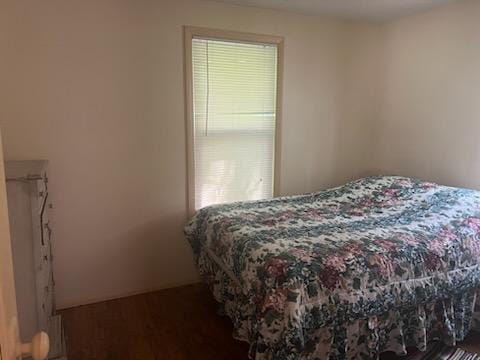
[196, 248, 480, 360]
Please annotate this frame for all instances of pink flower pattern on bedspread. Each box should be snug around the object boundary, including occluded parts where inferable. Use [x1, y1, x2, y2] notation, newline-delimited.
[185, 176, 480, 359]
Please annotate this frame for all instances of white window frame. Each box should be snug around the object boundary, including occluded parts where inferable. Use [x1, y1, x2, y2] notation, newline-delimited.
[184, 26, 284, 215]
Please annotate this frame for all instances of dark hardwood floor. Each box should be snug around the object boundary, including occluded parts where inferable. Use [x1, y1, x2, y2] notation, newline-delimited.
[61, 283, 249, 360]
[60, 283, 480, 360]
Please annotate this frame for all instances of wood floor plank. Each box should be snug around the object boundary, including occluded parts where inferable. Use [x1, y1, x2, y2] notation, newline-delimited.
[60, 283, 480, 360]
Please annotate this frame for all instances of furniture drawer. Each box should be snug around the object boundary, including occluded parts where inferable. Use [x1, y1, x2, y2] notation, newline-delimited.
[4, 161, 62, 353]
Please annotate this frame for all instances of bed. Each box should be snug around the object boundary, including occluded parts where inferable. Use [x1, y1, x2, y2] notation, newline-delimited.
[184, 176, 480, 359]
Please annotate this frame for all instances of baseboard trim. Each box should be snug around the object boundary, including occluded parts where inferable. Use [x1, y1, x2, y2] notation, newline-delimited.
[57, 278, 201, 310]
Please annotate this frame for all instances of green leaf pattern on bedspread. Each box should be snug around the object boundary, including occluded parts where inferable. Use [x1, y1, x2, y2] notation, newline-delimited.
[185, 176, 480, 359]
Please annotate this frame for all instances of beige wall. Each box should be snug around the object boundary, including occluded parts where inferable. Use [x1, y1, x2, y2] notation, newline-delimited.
[4, 0, 472, 309]
[0, 0, 379, 308]
[374, 0, 480, 189]
[336, 22, 385, 183]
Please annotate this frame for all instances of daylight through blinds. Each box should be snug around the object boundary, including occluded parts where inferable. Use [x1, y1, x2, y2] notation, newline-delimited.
[192, 37, 278, 209]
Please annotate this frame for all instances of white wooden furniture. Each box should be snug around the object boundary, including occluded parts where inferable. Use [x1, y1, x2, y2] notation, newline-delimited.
[5, 160, 66, 359]
[0, 131, 49, 360]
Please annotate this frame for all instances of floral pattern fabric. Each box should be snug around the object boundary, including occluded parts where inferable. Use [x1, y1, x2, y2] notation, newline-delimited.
[185, 176, 480, 359]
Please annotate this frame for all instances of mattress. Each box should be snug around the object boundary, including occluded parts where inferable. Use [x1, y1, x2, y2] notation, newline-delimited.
[185, 176, 480, 359]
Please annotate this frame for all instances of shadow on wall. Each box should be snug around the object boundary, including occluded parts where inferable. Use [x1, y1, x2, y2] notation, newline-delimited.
[61, 211, 199, 308]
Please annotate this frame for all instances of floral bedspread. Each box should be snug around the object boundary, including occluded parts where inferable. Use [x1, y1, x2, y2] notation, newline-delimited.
[185, 176, 480, 359]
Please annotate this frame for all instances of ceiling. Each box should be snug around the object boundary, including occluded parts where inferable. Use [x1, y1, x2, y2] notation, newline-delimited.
[212, 0, 458, 21]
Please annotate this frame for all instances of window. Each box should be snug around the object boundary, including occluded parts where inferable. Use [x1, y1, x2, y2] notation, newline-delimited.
[185, 27, 283, 212]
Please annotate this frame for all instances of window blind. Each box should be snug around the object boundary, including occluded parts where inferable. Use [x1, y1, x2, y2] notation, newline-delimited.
[192, 37, 278, 210]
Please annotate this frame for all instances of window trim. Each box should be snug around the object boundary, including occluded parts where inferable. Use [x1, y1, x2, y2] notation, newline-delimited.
[184, 26, 284, 216]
